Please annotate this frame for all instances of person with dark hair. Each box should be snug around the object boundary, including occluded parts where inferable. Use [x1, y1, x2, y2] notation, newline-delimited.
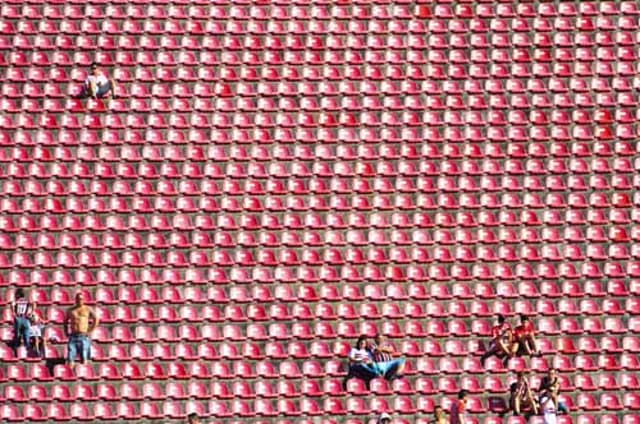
[511, 371, 539, 416]
[186, 413, 201, 424]
[369, 334, 406, 380]
[514, 315, 540, 357]
[433, 406, 449, 424]
[342, 335, 379, 389]
[79, 63, 117, 105]
[10, 288, 33, 352]
[480, 314, 515, 366]
[450, 390, 468, 424]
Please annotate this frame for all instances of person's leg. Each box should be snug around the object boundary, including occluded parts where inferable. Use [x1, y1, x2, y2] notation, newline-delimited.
[80, 336, 91, 364]
[67, 336, 77, 368]
[18, 318, 29, 349]
[513, 396, 521, 415]
[481, 344, 498, 366]
[527, 334, 540, 355]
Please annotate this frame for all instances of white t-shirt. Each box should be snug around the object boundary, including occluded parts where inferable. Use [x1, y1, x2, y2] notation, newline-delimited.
[86, 73, 109, 87]
[349, 348, 371, 362]
[540, 395, 557, 424]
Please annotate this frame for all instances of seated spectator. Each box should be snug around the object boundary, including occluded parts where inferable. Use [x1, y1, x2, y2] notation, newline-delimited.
[539, 369, 568, 414]
[10, 288, 33, 353]
[433, 406, 449, 424]
[510, 372, 539, 416]
[186, 413, 201, 424]
[378, 412, 392, 424]
[514, 315, 540, 357]
[27, 311, 46, 358]
[343, 335, 379, 389]
[79, 63, 117, 105]
[480, 314, 515, 367]
[369, 334, 406, 380]
[538, 389, 558, 424]
[450, 390, 468, 424]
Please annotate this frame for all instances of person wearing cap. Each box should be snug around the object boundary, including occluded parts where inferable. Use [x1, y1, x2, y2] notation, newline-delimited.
[80, 63, 117, 104]
[378, 412, 392, 424]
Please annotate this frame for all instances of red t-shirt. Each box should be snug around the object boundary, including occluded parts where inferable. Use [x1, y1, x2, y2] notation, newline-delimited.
[450, 399, 467, 424]
[515, 321, 534, 339]
[491, 322, 511, 339]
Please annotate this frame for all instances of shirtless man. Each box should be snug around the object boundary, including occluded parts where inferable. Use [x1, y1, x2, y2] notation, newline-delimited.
[64, 293, 99, 368]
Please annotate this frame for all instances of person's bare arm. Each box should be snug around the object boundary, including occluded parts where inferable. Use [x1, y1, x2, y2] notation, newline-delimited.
[9, 301, 15, 320]
[88, 307, 99, 333]
[63, 310, 71, 337]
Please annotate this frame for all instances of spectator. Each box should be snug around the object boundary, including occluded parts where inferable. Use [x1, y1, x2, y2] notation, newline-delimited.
[79, 62, 117, 105]
[10, 288, 33, 353]
[186, 413, 201, 424]
[433, 406, 449, 424]
[369, 334, 406, 380]
[511, 371, 539, 416]
[514, 315, 540, 357]
[480, 314, 515, 367]
[343, 335, 379, 389]
[27, 311, 46, 358]
[378, 412, 392, 424]
[538, 389, 557, 424]
[539, 369, 568, 414]
[450, 390, 468, 424]
[64, 293, 99, 368]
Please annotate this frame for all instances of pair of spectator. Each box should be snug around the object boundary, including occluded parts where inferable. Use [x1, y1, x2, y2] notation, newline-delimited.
[481, 314, 540, 366]
[9, 289, 46, 357]
[9, 290, 98, 367]
[510, 369, 569, 419]
[344, 334, 406, 389]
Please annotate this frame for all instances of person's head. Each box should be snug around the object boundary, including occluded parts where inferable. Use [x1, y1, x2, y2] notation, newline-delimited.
[356, 335, 368, 350]
[458, 390, 468, 400]
[517, 371, 525, 380]
[90, 62, 100, 75]
[548, 369, 557, 378]
[30, 313, 41, 324]
[15, 288, 25, 299]
[497, 314, 505, 325]
[378, 412, 392, 424]
[75, 292, 85, 306]
[374, 334, 384, 345]
[434, 406, 445, 420]
[520, 314, 529, 324]
[187, 413, 200, 424]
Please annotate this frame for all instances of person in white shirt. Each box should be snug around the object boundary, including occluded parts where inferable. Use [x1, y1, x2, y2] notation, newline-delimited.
[81, 63, 116, 102]
[342, 335, 380, 389]
[539, 390, 557, 424]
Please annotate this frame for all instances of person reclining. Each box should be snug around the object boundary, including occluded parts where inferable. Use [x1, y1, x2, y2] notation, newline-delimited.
[343, 335, 379, 389]
[369, 334, 406, 380]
